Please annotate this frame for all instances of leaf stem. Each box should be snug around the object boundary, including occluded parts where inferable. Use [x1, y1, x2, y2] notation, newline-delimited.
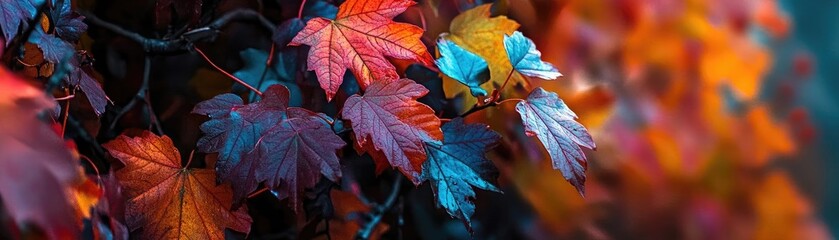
[61, 89, 71, 137]
[298, 0, 308, 19]
[194, 46, 264, 96]
[495, 69, 516, 101]
[248, 187, 270, 198]
[251, 43, 276, 102]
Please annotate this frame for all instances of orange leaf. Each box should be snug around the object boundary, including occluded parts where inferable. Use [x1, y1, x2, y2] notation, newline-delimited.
[103, 131, 251, 238]
[290, 0, 434, 100]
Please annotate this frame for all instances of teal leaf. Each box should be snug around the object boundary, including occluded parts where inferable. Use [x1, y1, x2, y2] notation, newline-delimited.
[232, 48, 302, 106]
[504, 31, 562, 80]
[421, 118, 501, 231]
[435, 37, 489, 97]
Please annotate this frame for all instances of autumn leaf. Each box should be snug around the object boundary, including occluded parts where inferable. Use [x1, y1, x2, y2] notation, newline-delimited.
[289, 0, 434, 100]
[421, 118, 501, 230]
[250, 113, 345, 210]
[342, 78, 443, 184]
[503, 31, 561, 80]
[193, 86, 288, 201]
[67, 54, 110, 116]
[0, 0, 42, 46]
[50, 0, 87, 42]
[0, 67, 80, 239]
[103, 131, 252, 239]
[516, 88, 595, 195]
[441, 4, 521, 105]
[193, 85, 344, 208]
[435, 38, 489, 97]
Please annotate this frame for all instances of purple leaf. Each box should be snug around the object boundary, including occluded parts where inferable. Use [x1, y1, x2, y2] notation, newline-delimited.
[193, 85, 343, 209]
[515, 87, 595, 195]
[342, 78, 443, 184]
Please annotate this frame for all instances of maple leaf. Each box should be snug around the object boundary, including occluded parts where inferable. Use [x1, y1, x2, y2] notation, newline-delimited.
[515, 88, 595, 195]
[0, 0, 42, 46]
[193, 85, 344, 208]
[435, 38, 489, 97]
[67, 55, 110, 116]
[441, 4, 521, 105]
[421, 118, 501, 230]
[102, 131, 252, 239]
[30, 27, 74, 64]
[250, 113, 345, 210]
[342, 78, 443, 184]
[503, 31, 562, 80]
[0, 67, 79, 239]
[51, 0, 87, 41]
[289, 0, 434, 100]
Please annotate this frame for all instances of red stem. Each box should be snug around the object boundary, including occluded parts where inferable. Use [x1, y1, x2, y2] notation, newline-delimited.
[61, 89, 71, 137]
[495, 69, 516, 101]
[298, 0, 308, 19]
[194, 47, 263, 96]
[248, 187, 270, 198]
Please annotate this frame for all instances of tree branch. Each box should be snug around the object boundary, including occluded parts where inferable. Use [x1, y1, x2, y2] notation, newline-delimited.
[357, 174, 403, 239]
[79, 9, 278, 53]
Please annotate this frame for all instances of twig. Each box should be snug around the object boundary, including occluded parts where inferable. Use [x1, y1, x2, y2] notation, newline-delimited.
[194, 47, 263, 96]
[109, 56, 152, 131]
[459, 98, 524, 118]
[357, 174, 404, 239]
[80, 9, 277, 53]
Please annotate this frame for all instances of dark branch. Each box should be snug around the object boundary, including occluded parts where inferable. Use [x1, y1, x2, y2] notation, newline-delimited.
[356, 174, 404, 239]
[79, 9, 278, 53]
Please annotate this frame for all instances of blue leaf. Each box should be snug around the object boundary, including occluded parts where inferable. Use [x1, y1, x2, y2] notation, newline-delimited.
[503, 31, 562, 80]
[0, 0, 43, 46]
[232, 48, 302, 106]
[421, 118, 501, 230]
[515, 88, 595, 195]
[435, 38, 489, 97]
[52, 0, 87, 41]
[29, 28, 74, 64]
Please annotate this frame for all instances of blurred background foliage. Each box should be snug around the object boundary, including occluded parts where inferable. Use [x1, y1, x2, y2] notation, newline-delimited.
[63, 0, 836, 238]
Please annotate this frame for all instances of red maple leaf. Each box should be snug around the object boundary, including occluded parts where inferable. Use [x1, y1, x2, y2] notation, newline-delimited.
[289, 0, 434, 100]
[342, 78, 443, 184]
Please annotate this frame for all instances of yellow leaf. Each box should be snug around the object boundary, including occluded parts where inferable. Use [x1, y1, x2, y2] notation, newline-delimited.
[442, 4, 522, 108]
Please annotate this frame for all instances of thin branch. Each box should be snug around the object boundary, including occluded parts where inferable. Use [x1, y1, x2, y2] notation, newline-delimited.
[194, 47, 263, 96]
[458, 98, 524, 118]
[80, 9, 277, 53]
[109, 56, 152, 131]
[357, 174, 404, 239]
